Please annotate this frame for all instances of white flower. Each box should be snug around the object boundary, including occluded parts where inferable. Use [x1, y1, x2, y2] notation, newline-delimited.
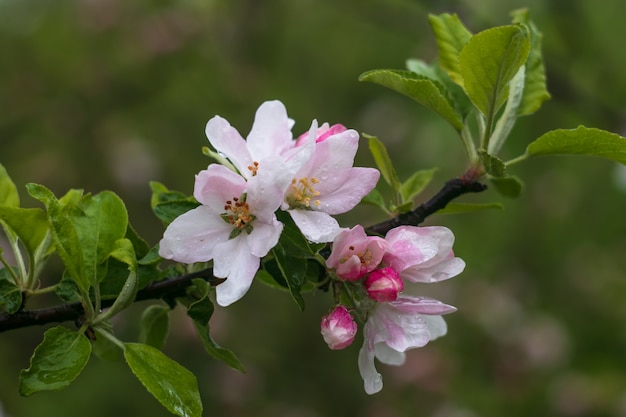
[158, 163, 284, 306]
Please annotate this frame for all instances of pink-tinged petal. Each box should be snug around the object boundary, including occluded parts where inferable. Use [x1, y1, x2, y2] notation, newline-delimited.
[158, 206, 231, 263]
[326, 225, 388, 280]
[326, 225, 368, 268]
[246, 157, 296, 220]
[304, 131, 359, 181]
[205, 116, 252, 176]
[358, 339, 383, 395]
[246, 218, 283, 257]
[213, 237, 260, 306]
[315, 167, 380, 214]
[246, 100, 294, 160]
[288, 209, 343, 243]
[193, 164, 246, 208]
[390, 296, 457, 315]
[401, 256, 466, 283]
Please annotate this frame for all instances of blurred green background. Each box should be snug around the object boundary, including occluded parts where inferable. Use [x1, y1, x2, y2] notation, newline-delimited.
[1, 0, 626, 416]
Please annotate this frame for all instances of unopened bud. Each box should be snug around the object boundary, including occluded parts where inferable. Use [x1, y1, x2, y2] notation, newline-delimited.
[320, 305, 357, 350]
[364, 267, 404, 302]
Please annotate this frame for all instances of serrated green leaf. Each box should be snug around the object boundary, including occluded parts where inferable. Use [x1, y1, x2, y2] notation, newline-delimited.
[511, 8, 551, 116]
[19, 326, 92, 396]
[366, 134, 400, 195]
[192, 321, 245, 373]
[124, 343, 202, 417]
[0, 163, 19, 207]
[436, 202, 504, 214]
[428, 13, 473, 86]
[400, 168, 437, 202]
[359, 69, 463, 131]
[525, 126, 626, 164]
[0, 274, 22, 313]
[479, 150, 508, 177]
[139, 304, 170, 350]
[0, 206, 48, 259]
[459, 25, 530, 120]
[490, 176, 524, 198]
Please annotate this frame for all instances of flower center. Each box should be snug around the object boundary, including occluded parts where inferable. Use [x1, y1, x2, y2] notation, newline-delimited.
[221, 194, 256, 238]
[341, 246, 373, 269]
[287, 177, 321, 209]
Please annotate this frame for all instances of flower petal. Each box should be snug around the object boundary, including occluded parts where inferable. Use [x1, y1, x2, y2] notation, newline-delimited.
[246, 100, 294, 160]
[358, 343, 383, 395]
[205, 116, 252, 176]
[374, 343, 406, 366]
[246, 217, 283, 257]
[194, 164, 247, 208]
[316, 167, 380, 214]
[158, 206, 231, 263]
[213, 237, 260, 306]
[288, 209, 343, 243]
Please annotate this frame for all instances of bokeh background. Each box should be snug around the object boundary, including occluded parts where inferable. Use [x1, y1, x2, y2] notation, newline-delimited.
[1, 0, 626, 416]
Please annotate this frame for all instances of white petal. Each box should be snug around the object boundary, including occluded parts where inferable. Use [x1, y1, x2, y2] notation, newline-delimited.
[423, 315, 448, 341]
[158, 206, 231, 263]
[316, 167, 380, 215]
[374, 343, 406, 366]
[401, 256, 466, 283]
[194, 164, 246, 208]
[246, 218, 283, 257]
[205, 116, 252, 176]
[288, 210, 343, 243]
[213, 237, 260, 306]
[358, 344, 383, 395]
[246, 100, 294, 160]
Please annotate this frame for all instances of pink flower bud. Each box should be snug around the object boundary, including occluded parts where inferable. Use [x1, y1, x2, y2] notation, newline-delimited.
[320, 305, 358, 350]
[296, 122, 348, 146]
[364, 267, 404, 302]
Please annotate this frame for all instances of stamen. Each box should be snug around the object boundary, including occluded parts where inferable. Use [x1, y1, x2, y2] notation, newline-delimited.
[221, 193, 256, 235]
[247, 161, 260, 176]
[286, 176, 321, 209]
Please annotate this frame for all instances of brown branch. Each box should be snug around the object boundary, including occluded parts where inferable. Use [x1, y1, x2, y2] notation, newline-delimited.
[0, 268, 223, 332]
[0, 175, 486, 333]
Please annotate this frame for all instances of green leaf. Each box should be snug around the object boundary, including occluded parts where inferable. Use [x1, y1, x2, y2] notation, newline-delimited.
[400, 168, 437, 202]
[0, 274, 22, 313]
[436, 202, 504, 214]
[19, 326, 92, 396]
[150, 181, 199, 225]
[193, 321, 246, 373]
[511, 8, 551, 116]
[187, 296, 214, 324]
[27, 185, 129, 293]
[479, 150, 508, 177]
[0, 163, 19, 207]
[360, 188, 389, 213]
[459, 25, 530, 120]
[139, 304, 170, 350]
[271, 244, 306, 311]
[525, 126, 626, 164]
[124, 343, 202, 417]
[359, 69, 463, 131]
[97, 238, 137, 321]
[366, 134, 401, 193]
[406, 59, 474, 120]
[490, 176, 524, 198]
[0, 207, 48, 260]
[428, 13, 473, 86]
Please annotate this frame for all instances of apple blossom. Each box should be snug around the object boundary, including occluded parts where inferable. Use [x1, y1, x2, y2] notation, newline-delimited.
[364, 267, 404, 302]
[295, 122, 347, 146]
[158, 163, 285, 307]
[358, 295, 456, 394]
[320, 305, 358, 350]
[326, 225, 388, 281]
[383, 226, 465, 284]
[282, 121, 380, 243]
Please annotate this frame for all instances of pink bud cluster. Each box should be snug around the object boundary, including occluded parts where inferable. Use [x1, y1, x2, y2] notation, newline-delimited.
[320, 224, 465, 394]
